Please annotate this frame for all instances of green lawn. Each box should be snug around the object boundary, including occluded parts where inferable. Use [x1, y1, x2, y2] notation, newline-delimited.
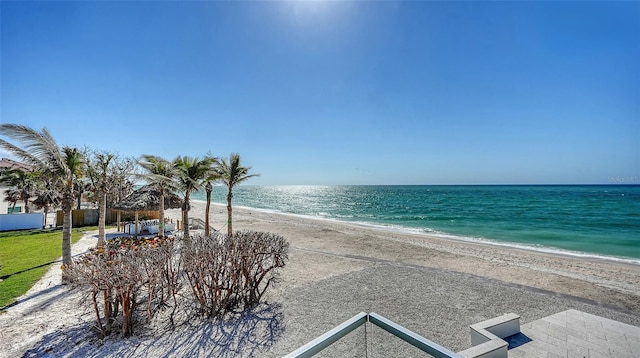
[0, 226, 98, 309]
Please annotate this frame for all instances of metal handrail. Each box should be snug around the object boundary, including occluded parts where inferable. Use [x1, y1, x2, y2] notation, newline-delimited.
[284, 312, 368, 358]
[368, 312, 462, 358]
[284, 312, 463, 358]
[188, 217, 216, 233]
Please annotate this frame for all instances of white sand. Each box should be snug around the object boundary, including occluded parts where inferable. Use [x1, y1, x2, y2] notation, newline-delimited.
[1, 202, 638, 357]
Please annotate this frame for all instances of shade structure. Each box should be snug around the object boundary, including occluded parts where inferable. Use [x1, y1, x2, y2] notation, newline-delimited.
[113, 185, 183, 235]
[114, 185, 183, 211]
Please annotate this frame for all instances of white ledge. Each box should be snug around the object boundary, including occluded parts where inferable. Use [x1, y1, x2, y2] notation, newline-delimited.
[458, 313, 520, 358]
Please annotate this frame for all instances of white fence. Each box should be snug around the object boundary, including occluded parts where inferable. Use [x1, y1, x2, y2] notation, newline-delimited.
[0, 213, 44, 231]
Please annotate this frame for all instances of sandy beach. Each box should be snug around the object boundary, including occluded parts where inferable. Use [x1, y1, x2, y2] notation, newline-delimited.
[1, 201, 639, 357]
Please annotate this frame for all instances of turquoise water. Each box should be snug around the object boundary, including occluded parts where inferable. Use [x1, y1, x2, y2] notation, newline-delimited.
[194, 185, 640, 263]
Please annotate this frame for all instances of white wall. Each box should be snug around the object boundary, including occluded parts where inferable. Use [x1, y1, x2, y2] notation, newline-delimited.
[0, 213, 44, 231]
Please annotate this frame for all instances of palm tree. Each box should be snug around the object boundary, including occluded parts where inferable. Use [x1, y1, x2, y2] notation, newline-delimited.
[32, 175, 61, 227]
[0, 167, 37, 213]
[173, 155, 216, 239]
[59, 147, 85, 268]
[73, 179, 92, 209]
[204, 157, 222, 237]
[3, 187, 20, 213]
[87, 151, 114, 247]
[215, 153, 259, 237]
[137, 155, 177, 238]
[0, 124, 85, 280]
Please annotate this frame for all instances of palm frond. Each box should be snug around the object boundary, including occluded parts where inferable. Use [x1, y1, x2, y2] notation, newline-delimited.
[0, 139, 41, 167]
[216, 153, 260, 189]
[137, 154, 179, 192]
[172, 155, 217, 193]
[0, 124, 65, 173]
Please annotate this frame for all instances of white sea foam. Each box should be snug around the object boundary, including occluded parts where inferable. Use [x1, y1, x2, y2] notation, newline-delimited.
[193, 199, 640, 266]
[348, 219, 640, 265]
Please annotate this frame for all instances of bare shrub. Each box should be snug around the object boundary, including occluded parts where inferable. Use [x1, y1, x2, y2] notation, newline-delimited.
[181, 233, 231, 317]
[182, 231, 289, 318]
[234, 231, 289, 306]
[65, 236, 178, 337]
[66, 230, 287, 338]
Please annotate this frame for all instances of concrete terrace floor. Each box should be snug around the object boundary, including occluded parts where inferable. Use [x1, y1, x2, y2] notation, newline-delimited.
[509, 309, 640, 358]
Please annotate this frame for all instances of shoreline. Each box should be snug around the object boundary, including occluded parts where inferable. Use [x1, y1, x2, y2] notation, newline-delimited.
[191, 200, 640, 266]
[168, 201, 640, 312]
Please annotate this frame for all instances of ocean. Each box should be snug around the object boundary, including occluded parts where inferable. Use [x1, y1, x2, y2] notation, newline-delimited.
[193, 185, 640, 263]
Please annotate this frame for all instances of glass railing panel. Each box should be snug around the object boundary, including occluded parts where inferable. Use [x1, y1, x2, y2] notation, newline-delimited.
[367, 322, 437, 357]
[284, 312, 461, 358]
[313, 324, 367, 358]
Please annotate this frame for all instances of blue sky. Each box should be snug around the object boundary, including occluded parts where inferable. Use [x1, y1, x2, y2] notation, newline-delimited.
[1, 1, 638, 185]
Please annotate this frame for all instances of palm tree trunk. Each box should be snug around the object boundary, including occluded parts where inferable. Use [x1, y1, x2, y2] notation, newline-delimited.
[182, 191, 190, 239]
[182, 207, 189, 238]
[205, 188, 212, 237]
[158, 192, 165, 238]
[97, 191, 106, 247]
[226, 189, 233, 237]
[43, 206, 49, 227]
[76, 187, 82, 209]
[61, 199, 73, 283]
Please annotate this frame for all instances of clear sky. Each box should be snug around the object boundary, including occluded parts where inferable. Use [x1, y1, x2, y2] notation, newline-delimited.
[1, 1, 638, 185]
